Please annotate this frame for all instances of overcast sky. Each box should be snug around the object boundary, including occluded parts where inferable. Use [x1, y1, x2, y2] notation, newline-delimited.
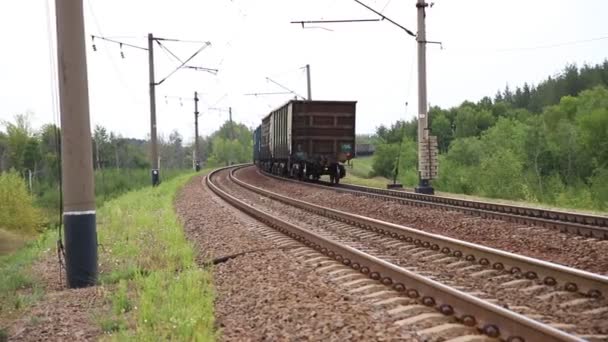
[0, 0, 606, 142]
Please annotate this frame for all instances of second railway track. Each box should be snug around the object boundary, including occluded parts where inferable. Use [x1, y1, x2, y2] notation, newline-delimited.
[208, 165, 608, 341]
[260, 168, 608, 240]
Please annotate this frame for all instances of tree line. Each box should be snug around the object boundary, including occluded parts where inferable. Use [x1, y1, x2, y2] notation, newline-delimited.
[0, 114, 254, 222]
[371, 61, 608, 210]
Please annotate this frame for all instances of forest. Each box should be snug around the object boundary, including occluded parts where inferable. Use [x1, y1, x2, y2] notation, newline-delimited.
[370, 61, 608, 210]
[0, 114, 253, 235]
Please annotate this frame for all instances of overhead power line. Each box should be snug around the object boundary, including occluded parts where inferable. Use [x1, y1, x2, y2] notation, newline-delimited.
[291, 18, 381, 26]
[244, 91, 293, 96]
[265, 77, 306, 100]
[156, 42, 212, 85]
[352, 0, 415, 37]
[91, 35, 148, 51]
[495, 35, 608, 52]
[291, 0, 416, 38]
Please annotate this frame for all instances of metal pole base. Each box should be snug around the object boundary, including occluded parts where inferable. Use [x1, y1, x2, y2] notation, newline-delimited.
[152, 169, 160, 186]
[64, 213, 97, 288]
[415, 179, 434, 195]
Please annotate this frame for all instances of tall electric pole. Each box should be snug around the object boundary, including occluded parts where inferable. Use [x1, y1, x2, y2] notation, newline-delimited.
[306, 64, 312, 100]
[415, 0, 436, 195]
[194, 91, 201, 171]
[290, 2, 439, 193]
[91, 34, 214, 185]
[148, 33, 160, 186]
[229, 107, 235, 140]
[55, 0, 97, 288]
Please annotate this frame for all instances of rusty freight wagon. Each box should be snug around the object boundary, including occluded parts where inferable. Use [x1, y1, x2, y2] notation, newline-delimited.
[254, 100, 356, 184]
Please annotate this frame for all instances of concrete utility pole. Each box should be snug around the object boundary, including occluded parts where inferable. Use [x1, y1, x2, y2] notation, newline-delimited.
[229, 107, 235, 140]
[55, 0, 97, 288]
[415, 0, 436, 195]
[148, 33, 160, 186]
[306, 64, 312, 100]
[194, 91, 201, 171]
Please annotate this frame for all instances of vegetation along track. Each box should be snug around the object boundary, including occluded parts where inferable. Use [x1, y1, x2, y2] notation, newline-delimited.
[261, 169, 608, 240]
[208, 165, 607, 341]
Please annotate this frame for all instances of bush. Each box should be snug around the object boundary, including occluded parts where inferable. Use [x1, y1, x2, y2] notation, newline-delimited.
[478, 150, 526, 200]
[0, 171, 42, 233]
[371, 144, 399, 178]
[589, 168, 608, 210]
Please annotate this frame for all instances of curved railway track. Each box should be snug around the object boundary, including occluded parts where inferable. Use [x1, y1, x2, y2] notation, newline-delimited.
[207, 165, 608, 341]
[259, 168, 608, 240]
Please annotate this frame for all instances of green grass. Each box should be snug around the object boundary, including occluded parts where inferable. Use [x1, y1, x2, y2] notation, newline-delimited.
[0, 231, 53, 317]
[97, 171, 215, 341]
[341, 173, 394, 188]
[347, 156, 375, 179]
[342, 156, 396, 188]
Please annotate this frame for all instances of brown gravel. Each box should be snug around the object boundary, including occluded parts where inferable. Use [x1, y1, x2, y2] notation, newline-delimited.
[175, 174, 419, 341]
[3, 248, 105, 342]
[235, 166, 608, 276]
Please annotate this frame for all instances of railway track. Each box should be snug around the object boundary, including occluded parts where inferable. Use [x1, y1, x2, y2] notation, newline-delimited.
[207, 165, 608, 341]
[259, 169, 608, 240]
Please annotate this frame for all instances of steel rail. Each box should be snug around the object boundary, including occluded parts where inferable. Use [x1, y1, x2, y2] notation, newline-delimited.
[207, 166, 582, 342]
[259, 168, 608, 240]
[237, 167, 608, 297]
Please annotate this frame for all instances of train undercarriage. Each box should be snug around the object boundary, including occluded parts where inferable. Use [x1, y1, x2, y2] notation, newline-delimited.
[260, 159, 346, 184]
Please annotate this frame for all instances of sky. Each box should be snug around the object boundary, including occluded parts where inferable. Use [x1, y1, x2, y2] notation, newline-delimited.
[0, 0, 607, 142]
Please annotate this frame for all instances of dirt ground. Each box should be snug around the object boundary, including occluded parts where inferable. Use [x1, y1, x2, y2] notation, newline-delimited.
[1, 246, 107, 341]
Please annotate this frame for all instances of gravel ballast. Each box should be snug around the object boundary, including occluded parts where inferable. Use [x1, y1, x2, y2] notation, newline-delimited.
[235, 166, 608, 276]
[218, 168, 608, 336]
[175, 174, 419, 341]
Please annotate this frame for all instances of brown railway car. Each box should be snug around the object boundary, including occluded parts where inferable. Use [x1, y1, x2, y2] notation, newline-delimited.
[253, 100, 356, 183]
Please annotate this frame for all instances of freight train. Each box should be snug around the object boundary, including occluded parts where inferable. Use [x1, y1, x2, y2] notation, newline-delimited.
[253, 100, 356, 184]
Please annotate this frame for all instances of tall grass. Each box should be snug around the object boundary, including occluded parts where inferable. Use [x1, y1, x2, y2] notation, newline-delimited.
[34, 168, 190, 226]
[97, 172, 215, 340]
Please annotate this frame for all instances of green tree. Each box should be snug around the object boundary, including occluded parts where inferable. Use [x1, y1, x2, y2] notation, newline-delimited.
[430, 111, 452, 153]
[575, 87, 608, 168]
[3, 113, 33, 172]
[207, 120, 253, 166]
[454, 106, 494, 138]
[589, 168, 608, 209]
[445, 137, 483, 166]
[0, 131, 9, 170]
[478, 150, 526, 199]
[0, 171, 42, 233]
[370, 143, 400, 178]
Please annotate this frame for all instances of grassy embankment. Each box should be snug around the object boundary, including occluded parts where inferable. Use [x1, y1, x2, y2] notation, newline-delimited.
[1, 171, 215, 340]
[96, 171, 214, 340]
